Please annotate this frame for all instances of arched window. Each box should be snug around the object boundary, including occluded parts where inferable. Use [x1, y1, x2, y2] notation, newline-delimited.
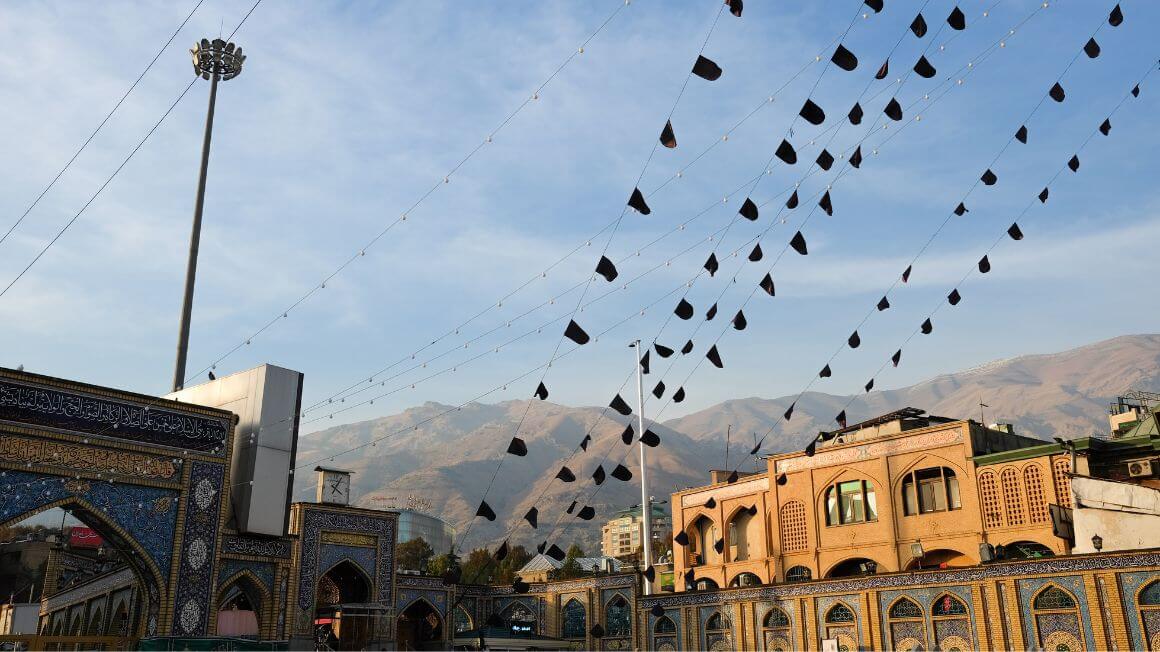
[761, 607, 792, 652]
[823, 603, 857, 652]
[1031, 586, 1082, 651]
[654, 616, 676, 634]
[1001, 467, 1026, 526]
[705, 611, 733, 651]
[1138, 580, 1160, 652]
[1053, 458, 1073, 508]
[779, 501, 807, 552]
[784, 565, 811, 583]
[695, 577, 719, 591]
[826, 604, 855, 624]
[605, 595, 631, 638]
[931, 594, 971, 651]
[887, 598, 925, 651]
[979, 471, 1003, 528]
[932, 594, 968, 616]
[727, 508, 755, 561]
[730, 572, 761, 588]
[890, 598, 923, 619]
[453, 605, 473, 634]
[1024, 466, 1049, 524]
[901, 466, 961, 515]
[824, 479, 877, 526]
[687, 515, 719, 566]
[561, 599, 586, 639]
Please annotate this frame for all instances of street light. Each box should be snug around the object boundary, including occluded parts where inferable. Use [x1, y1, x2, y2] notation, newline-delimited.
[1091, 534, 1103, 552]
[172, 38, 246, 391]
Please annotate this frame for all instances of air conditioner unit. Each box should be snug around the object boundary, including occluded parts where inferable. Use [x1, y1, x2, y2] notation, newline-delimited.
[1127, 459, 1154, 478]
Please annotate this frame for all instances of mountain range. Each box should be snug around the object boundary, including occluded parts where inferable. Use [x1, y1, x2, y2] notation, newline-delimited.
[294, 333, 1160, 552]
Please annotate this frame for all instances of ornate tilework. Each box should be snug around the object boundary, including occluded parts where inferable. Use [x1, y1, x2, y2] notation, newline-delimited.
[638, 552, 1160, 611]
[173, 461, 225, 636]
[0, 378, 229, 454]
[320, 543, 376, 579]
[222, 535, 291, 558]
[649, 607, 682, 651]
[0, 469, 179, 577]
[395, 588, 448, 614]
[1017, 575, 1093, 650]
[1117, 570, 1160, 650]
[218, 559, 276, 594]
[295, 507, 396, 611]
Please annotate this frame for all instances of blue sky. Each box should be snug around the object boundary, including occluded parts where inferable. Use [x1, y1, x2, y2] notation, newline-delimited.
[0, 0, 1157, 436]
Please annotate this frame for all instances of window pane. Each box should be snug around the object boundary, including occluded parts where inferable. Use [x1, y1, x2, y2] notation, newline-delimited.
[919, 478, 946, 512]
[826, 488, 838, 526]
[865, 483, 877, 521]
[947, 473, 962, 509]
[903, 478, 918, 516]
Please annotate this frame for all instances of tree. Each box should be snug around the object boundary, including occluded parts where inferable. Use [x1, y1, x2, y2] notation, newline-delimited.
[428, 553, 455, 578]
[556, 543, 586, 580]
[396, 537, 434, 572]
[460, 548, 493, 584]
[494, 545, 531, 584]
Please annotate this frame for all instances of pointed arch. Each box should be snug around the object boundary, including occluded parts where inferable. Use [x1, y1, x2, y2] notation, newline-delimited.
[825, 602, 856, 624]
[1030, 584, 1082, 650]
[317, 558, 373, 606]
[1135, 578, 1160, 652]
[887, 596, 925, 651]
[0, 493, 167, 638]
[654, 615, 676, 633]
[453, 604, 473, 635]
[931, 593, 968, 617]
[822, 601, 858, 651]
[561, 598, 586, 639]
[605, 594, 631, 637]
[217, 569, 268, 637]
[889, 596, 923, 619]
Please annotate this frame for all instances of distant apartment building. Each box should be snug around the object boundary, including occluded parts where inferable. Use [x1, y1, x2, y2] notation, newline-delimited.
[600, 504, 670, 559]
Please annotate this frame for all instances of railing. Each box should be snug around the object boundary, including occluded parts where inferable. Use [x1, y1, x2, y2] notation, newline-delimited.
[0, 635, 136, 651]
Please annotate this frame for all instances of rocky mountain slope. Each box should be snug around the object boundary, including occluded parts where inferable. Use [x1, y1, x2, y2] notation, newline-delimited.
[296, 333, 1160, 551]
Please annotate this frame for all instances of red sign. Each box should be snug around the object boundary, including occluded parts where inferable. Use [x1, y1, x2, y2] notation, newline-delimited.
[68, 527, 102, 549]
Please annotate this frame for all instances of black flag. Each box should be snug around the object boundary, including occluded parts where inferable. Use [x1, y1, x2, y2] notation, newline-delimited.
[706, 345, 724, 368]
[1083, 38, 1101, 58]
[1008, 223, 1024, 240]
[692, 55, 723, 81]
[1099, 118, 1111, 136]
[739, 198, 759, 221]
[704, 253, 719, 277]
[507, 437, 528, 456]
[902, 265, 912, 283]
[1038, 187, 1049, 203]
[652, 381, 665, 399]
[910, 13, 928, 37]
[675, 298, 694, 320]
[595, 256, 618, 282]
[848, 102, 864, 125]
[981, 169, 998, 186]
[1108, 4, 1123, 27]
[641, 429, 661, 447]
[732, 310, 747, 330]
[913, 55, 936, 78]
[1049, 82, 1066, 103]
[673, 387, 686, 403]
[535, 382, 549, 400]
[978, 255, 991, 273]
[819, 364, 832, 378]
[819, 191, 833, 216]
[799, 99, 826, 125]
[784, 402, 795, 420]
[592, 465, 605, 486]
[525, 507, 538, 528]
[612, 464, 632, 481]
[628, 187, 651, 214]
[831, 44, 858, 71]
[848, 331, 861, 349]
[884, 97, 903, 121]
[556, 466, 576, 482]
[1015, 125, 1028, 143]
[476, 500, 496, 521]
[749, 243, 763, 262]
[790, 231, 808, 255]
[1068, 155, 1080, 172]
[786, 189, 799, 209]
[660, 120, 677, 148]
[564, 320, 590, 345]
[775, 139, 798, 165]
[954, 202, 968, 216]
[877, 296, 890, 311]
[849, 145, 863, 168]
[621, 424, 634, 445]
[948, 289, 962, 305]
[816, 149, 834, 171]
[891, 349, 902, 367]
[760, 273, 776, 296]
[654, 342, 674, 358]
[947, 6, 966, 30]
[921, 318, 933, 334]
[610, 394, 632, 416]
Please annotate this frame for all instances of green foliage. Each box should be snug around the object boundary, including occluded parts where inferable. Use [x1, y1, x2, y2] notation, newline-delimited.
[427, 552, 454, 578]
[555, 542, 586, 579]
[395, 537, 435, 572]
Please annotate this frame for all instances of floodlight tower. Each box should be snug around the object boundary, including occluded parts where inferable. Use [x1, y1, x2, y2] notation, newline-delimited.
[173, 38, 246, 391]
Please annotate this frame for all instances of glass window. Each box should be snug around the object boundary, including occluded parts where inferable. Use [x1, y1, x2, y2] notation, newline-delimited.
[784, 566, 811, 583]
[825, 480, 877, 525]
[606, 597, 631, 637]
[654, 616, 676, 634]
[825, 603, 855, 624]
[706, 612, 729, 631]
[889, 598, 922, 619]
[932, 594, 968, 616]
[562, 600, 586, 639]
[1141, 581, 1160, 606]
[763, 608, 790, 628]
[1033, 587, 1076, 610]
[902, 467, 961, 515]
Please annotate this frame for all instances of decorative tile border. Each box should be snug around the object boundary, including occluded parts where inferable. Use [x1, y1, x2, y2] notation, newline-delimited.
[222, 534, 292, 558]
[172, 460, 225, 636]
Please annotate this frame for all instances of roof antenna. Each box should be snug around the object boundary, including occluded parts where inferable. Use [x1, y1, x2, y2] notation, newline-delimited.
[979, 397, 989, 427]
[724, 424, 731, 472]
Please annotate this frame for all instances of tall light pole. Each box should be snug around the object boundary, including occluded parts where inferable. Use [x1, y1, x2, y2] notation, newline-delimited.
[172, 38, 246, 391]
[630, 340, 653, 595]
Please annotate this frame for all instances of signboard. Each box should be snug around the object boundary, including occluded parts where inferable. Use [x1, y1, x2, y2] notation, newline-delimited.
[68, 527, 103, 549]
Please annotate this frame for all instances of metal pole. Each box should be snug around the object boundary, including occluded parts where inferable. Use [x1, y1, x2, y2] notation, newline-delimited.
[173, 72, 219, 391]
[633, 340, 653, 595]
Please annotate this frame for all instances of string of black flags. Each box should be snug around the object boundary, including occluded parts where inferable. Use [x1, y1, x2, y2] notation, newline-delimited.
[302, 0, 895, 418]
[776, 1, 1134, 456]
[456, 1, 738, 573]
[158, 0, 636, 390]
[809, 62, 1154, 459]
[290, 0, 1049, 472]
[317, 0, 1053, 587]
[293, 1, 1004, 446]
[645, 0, 989, 395]
[516, 2, 1031, 592]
